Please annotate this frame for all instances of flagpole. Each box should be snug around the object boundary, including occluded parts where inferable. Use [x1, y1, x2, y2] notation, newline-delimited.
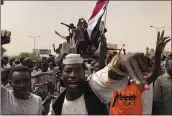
[102, 0, 109, 35]
[99, 0, 109, 49]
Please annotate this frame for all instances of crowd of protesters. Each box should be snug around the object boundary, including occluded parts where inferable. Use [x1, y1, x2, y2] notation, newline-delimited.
[1, 1, 172, 115]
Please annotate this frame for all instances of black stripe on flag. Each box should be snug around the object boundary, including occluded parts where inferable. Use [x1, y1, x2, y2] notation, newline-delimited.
[90, 15, 103, 44]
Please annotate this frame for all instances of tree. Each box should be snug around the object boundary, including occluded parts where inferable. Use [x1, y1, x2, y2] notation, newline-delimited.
[10, 52, 41, 61]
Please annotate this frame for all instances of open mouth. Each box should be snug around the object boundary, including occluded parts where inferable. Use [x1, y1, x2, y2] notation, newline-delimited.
[68, 81, 78, 89]
[19, 90, 26, 92]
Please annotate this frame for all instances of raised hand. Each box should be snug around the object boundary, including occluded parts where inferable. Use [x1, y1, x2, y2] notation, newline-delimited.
[112, 30, 170, 90]
[113, 52, 149, 89]
[156, 30, 171, 53]
[94, 34, 107, 57]
[55, 30, 60, 35]
[144, 30, 171, 84]
[1, 30, 11, 45]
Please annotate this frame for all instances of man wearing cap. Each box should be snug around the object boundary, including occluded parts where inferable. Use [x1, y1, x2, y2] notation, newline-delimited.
[49, 53, 108, 115]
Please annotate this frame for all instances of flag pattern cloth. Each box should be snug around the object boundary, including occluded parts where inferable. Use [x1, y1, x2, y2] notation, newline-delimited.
[87, 0, 109, 43]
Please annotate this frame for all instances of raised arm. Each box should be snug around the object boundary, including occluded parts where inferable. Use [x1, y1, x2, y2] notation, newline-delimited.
[31, 71, 52, 78]
[55, 30, 66, 40]
[52, 44, 56, 53]
[146, 30, 170, 84]
[61, 22, 75, 29]
[1, 30, 11, 45]
[94, 34, 107, 70]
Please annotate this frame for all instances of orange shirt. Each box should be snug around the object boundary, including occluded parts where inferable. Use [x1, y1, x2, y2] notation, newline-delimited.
[110, 81, 144, 115]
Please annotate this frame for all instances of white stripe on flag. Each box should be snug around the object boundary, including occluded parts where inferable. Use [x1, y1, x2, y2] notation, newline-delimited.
[87, 3, 106, 39]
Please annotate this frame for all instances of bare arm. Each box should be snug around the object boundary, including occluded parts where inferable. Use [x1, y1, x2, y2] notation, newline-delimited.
[59, 35, 66, 40]
[146, 30, 170, 84]
[61, 22, 75, 29]
[53, 44, 56, 53]
[55, 30, 66, 40]
[31, 72, 51, 78]
[146, 47, 161, 84]
[94, 35, 106, 70]
[98, 40, 106, 70]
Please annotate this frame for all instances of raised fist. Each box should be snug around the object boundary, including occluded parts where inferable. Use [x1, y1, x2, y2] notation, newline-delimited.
[1, 30, 11, 45]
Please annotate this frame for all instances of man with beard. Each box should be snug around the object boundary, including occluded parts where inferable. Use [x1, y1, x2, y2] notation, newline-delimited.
[153, 54, 172, 115]
[1, 66, 42, 114]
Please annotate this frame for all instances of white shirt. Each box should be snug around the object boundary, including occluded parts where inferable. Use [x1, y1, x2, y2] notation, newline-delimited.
[48, 65, 130, 114]
[62, 41, 70, 54]
[62, 94, 88, 115]
[1, 82, 13, 90]
[54, 53, 61, 64]
[4, 64, 11, 68]
[1, 86, 42, 115]
[48, 67, 60, 84]
[31, 70, 38, 90]
[88, 65, 129, 103]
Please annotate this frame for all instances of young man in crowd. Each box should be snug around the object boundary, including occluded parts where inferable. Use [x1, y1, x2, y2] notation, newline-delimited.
[48, 61, 60, 94]
[49, 54, 108, 115]
[22, 57, 52, 92]
[54, 48, 61, 66]
[18, 56, 25, 66]
[55, 31, 71, 55]
[34, 60, 52, 100]
[153, 54, 172, 115]
[1, 58, 8, 68]
[23, 57, 52, 79]
[9, 57, 16, 67]
[1, 66, 42, 114]
[3, 56, 11, 68]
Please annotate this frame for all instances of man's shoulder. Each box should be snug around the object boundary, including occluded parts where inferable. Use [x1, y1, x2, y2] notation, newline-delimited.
[99, 66, 109, 73]
[158, 73, 171, 80]
[62, 41, 67, 44]
[91, 66, 109, 78]
[30, 93, 42, 102]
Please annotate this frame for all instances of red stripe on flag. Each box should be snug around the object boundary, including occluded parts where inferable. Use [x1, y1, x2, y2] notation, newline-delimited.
[89, 0, 107, 21]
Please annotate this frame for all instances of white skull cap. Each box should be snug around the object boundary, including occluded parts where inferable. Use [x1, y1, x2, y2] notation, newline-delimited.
[63, 53, 83, 64]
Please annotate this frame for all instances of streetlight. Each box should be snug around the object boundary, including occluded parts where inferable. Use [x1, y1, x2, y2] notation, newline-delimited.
[29, 36, 41, 54]
[150, 26, 165, 32]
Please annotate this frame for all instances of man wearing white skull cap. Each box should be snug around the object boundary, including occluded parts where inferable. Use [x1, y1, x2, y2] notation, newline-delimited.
[48, 53, 108, 115]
